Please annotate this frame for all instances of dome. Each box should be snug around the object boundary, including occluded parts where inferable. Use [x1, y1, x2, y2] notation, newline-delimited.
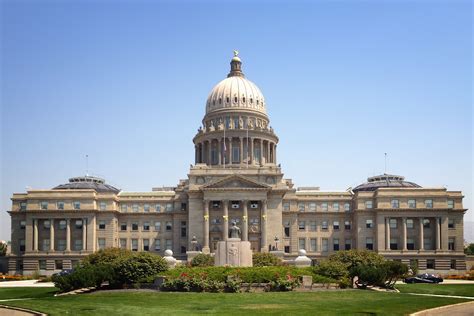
[205, 53, 267, 116]
[53, 175, 120, 193]
[353, 174, 421, 192]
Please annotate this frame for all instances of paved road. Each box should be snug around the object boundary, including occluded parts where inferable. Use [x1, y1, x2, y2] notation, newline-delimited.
[412, 301, 474, 316]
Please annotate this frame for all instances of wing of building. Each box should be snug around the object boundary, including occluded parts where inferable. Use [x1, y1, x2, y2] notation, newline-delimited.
[7, 54, 467, 275]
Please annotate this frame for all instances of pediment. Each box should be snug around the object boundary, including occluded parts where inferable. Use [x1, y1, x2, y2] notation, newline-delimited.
[202, 175, 270, 190]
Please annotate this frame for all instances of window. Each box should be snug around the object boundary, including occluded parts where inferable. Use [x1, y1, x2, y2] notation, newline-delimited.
[333, 238, 339, 251]
[212, 201, 221, 208]
[298, 203, 305, 212]
[322, 239, 329, 252]
[144, 204, 150, 212]
[155, 204, 162, 212]
[20, 221, 26, 229]
[132, 222, 138, 231]
[450, 259, 456, 270]
[321, 202, 328, 212]
[448, 219, 455, 229]
[344, 203, 350, 212]
[407, 238, 415, 250]
[232, 147, 239, 163]
[310, 238, 317, 252]
[344, 221, 351, 230]
[298, 221, 306, 231]
[299, 238, 306, 250]
[20, 202, 27, 211]
[365, 201, 373, 209]
[120, 238, 127, 249]
[231, 201, 240, 209]
[121, 204, 128, 212]
[250, 201, 259, 209]
[57, 201, 65, 210]
[155, 221, 161, 232]
[345, 239, 351, 250]
[283, 202, 290, 211]
[333, 203, 339, 212]
[322, 221, 328, 230]
[406, 219, 414, 229]
[389, 218, 397, 229]
[141, 221, 149, 231]
[447, 200, 454, 209]
[425, 199, 433, 209]
[166, 203, 173, 212]
[166, 221, 172, 231]
[120, 222, 127, 231]
[408, 199, 416, 208]
[57, 239, 66, 251]
[423, 219, 430, 228]
[333, 221, 340, 230]
[98, 220, 106, 230]
[40, 201, 48, 210]
[181, 203, 187, 211]
[131, 239, 138, 251]
[284, 246, 290, 253]
[424, 238, 432, 250]
[181, 221, 187, 237]
[426, 259, 435, 269]
[309, 221, 317, 231]
[75, 220, 83, 229]
[284, 221, 290, 237]
[181, 246, 187, 254]
[154, 239, 161, 251]
[391, 199, 399, 209]
[19, 239, 25, 252]
[309, 202, 316, 212]
[143, 239, 150, 251]
[212, 217, 222, 224]
[448, 238, 455, 250]
[98, 238, 106, 250]
[390, 238, 398, 250]
[39, 260, 46, 270]
[43, 220, 51, 229]
[366, 219, 373, 228]
[132, 204, 139, 212]
[55, 260, 63, 270]
[73, 201, 81, 210]
[42, 239, 50, 251]
[165, 239, 172, 250]
[99, 202, 107, 211]
[59, 220, 66, 230]
[366, 238, 374, 250]
[74, 240, 83, 251]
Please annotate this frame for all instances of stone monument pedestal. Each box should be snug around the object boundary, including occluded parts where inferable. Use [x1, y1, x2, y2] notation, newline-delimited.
[214, 238, 253, 267]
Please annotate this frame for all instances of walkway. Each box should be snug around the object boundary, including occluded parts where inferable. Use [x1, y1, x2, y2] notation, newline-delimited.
[411, 301, 474, 316]
[0, 281, 54, 288]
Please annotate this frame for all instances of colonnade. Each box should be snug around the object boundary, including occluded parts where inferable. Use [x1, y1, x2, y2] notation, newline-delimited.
[384, 217, 443, 251]
[32, 218, 87, 252]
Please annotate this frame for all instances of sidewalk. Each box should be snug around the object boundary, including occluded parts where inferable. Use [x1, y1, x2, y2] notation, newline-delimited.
[0, 281, 54, 288]
[411, 301, 474, 316]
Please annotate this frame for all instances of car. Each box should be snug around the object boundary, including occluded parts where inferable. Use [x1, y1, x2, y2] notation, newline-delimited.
[404, 273, 443, 284]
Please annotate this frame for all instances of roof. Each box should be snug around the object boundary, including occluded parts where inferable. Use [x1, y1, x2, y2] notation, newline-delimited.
[353, 174, 421, 192]
[53, 176, 120, 193]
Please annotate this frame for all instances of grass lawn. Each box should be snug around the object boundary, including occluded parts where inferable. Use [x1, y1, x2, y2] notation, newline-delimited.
[396, 284, 474, 297]
[0, 288, 470, 315]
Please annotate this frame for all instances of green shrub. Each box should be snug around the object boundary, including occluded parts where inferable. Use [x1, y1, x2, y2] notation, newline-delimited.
[191, 254, 214, 267]
[383, 261, 409, 288]
[252, 253, 282, 267]
[52, 264, 112, 292]
[313, 260, 349, 280]
[269, 275, 300, 291]
[113, 252, 168, 286]
[82, 248, 133, 266]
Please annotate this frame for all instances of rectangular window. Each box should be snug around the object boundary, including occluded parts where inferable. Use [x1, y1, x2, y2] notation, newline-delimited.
[39, 260, 46, 270]
[132, 204, 139, 212]
[57, 239, 66, 251]
[120, 222, 127, 231]
[121, 204, 128, 212]
[450, 259, 456, 269]
[333, 203, 339, 212]
[120, 238, 127, 249]
[366, 219, 373, 228]
[406, 219, 414, 229]
[321, 202, 328, 212]
[40, 201, 48, 210]
[73, 201, 81, 210]
[20, 220, 26, 229]
[322, 220, 328, 230]
[423, 219, 430, 228]
[407, 238, 415, 250]
[19, 239, 25, 252]
[284, 221, 290, 237]
[309, 221, 317, 231]
[408, 199, 416, 208]
[131, 239, 138, 251]
[20, 202, 27, 211]
[310, 238, 317, 252]
[155, 204, 162, 212]
[181, 221, 187, 237]
[99, 202, 107, 210]
[344, 202, 350, 212]
[322, 238, 329, 252]
[144, 204, 150, 212]
[98, 220, 106, 230]
[389, 218, 397, 229]
[425, 199, 433, 209]
[57, 201, 65, 210]
[283, 202, 290, 211]
[143, 239, 150, 251]
[232, 147, 239, 163]
[426, 259, 435, 269]
[344, 220, 351, 230]
[165, 239, 172, 250]
[250, 201, 259, 209]
[181, 203, 187, 211]
[284, 245, 290, 253]
[155, 221, 161, 232]
[309, 202, 316, 212]
[366, 238, 373, 250]
[424, 238, 432, 250]
[166, 221, 172, 231]
[299, 238, 306, 251]
[231, 201, 240, 209]
[143, 221, 150, 231]
[390, 238, 398, 250]
[98, 238, 106, 250]
[43, 220, 51, 229]
[212, 201, 221, 208]
[447, 200, 454, 209]
[166, 203, 173, 212]
[154, 239, 161, 251]
[365, 201, 373, 209]
[448, 219, 455, 229]
[333, 221, 340, 230]
[42, 239, 50, 251]
[132, 222, 138, 231]
[448, 238, 455, 250]
[298, 220, 306, 230]
[74, 240, 83, 251]
[58, 220, 66, 230]
[55, 260, 63, 270]
[333, 238, 339, 251]
[391, 199, 399, 209]
[298, 203, 305, 212]
[345, 239, 351, 250]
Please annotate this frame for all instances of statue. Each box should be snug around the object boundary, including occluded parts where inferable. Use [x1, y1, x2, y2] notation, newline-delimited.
[248, 119, 254, 129]
[229, 221, 241, 239]
[209, 120, 215, 132]
[217, 118, 224, 130]
[238, 117, 243, 129]
[191, 236, 199, 251]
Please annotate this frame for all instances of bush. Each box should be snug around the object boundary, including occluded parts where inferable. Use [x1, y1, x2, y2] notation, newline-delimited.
[270, 275, 300, 291]
[313, 260, 349, 280]
[383, 261, 408, 288]
[191, 254, 214, 267]
[252, 253, 282, 267]
[82, 248, 133, 266]
[52, 264, 112, 292]
[113, 252, 168, 286]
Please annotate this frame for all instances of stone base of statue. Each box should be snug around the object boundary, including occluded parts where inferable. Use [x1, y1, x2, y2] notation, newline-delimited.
[214, 238, 253, 267]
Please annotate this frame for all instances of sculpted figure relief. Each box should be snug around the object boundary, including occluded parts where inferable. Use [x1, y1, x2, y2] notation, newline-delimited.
[238, 117, 243, 129]
[248, 118, 254, 129]
[209, 120, 215, 131]
[217, 119, 224, 130]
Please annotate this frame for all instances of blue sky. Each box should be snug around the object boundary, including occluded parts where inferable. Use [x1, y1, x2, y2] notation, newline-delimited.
[1, 0, 472, 241]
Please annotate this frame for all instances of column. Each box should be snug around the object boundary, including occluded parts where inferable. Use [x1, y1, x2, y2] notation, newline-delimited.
[203, 201, 210, 251]
[242, 200, 248, 241]
[218, 138, 222, 165]
[436, 217, 441, 251]
[82, 218, 87, 251]
[49, 219, 55, 251]
[266, 141, 270, 164]
[228, 138, 233, 164]
[419, 218, 424, 250]
[223, 200, 229, 240]
[250, 138, 254, 165]
[402, 217, 407, 251]
[385, 217, 390, 250]
[239, 137, 243, 164]
[66, 219, 71, 251]
[259, 139, 263, 165]
[274, 144, 277, 164]
[195, 145, 198, 164]
[33, 219, 38, 251]
[207, 140, 212, 165]
[261, 200, 267, 252]
[200, 143, 204, 163]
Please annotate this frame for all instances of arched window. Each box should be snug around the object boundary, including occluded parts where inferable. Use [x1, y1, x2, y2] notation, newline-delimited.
[219, 98, 222, 104]
[234, 96, 238, 103]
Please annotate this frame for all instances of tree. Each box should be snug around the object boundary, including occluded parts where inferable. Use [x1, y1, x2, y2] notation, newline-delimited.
[465, 243, 474, 255]
[0, 241, 7, 257]
[327, 250, 385, 280]
[252, 252, 282, 267]
[191, 254, 214, 267]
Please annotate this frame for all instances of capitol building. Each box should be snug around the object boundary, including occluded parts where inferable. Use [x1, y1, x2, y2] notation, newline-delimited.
[8, 53, 467, 275]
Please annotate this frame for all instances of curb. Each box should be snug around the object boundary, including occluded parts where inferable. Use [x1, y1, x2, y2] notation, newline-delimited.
[0, 305, 47, 316]
[410, 300, 474, 316]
